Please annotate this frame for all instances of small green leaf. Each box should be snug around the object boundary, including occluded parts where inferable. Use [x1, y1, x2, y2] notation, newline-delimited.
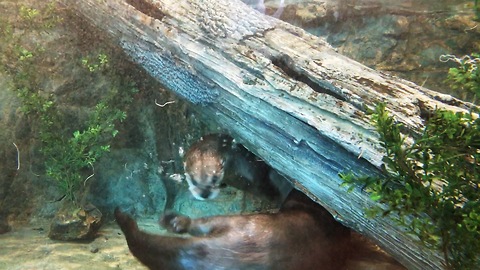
[370, 193, 382, 201]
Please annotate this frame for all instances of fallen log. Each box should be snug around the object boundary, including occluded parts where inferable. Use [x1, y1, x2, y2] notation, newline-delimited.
[62, 0, 474, 269]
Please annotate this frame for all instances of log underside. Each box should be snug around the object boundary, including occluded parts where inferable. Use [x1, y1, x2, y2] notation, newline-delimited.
[62, 0, 474, 269]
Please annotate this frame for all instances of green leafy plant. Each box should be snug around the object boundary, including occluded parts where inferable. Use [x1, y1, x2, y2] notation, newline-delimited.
[40, 97, 132, 202]
[19, 6, 40, 22]
[444, 53, 480, 103]
[12, 49, 136, 202]
[81, 53, 109, 72]
[341, 103, 480, 269]
[1, 2, 137, 203]
[18, 1, 62, 29]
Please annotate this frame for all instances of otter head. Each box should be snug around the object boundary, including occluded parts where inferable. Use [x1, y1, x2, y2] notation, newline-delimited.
[184, 148, 226, 200]
[183, 134, 234, 200]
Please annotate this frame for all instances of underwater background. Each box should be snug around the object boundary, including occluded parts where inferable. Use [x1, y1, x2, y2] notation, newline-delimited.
[0, 0, 478, 269]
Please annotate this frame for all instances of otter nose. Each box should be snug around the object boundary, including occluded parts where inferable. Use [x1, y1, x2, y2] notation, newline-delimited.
[199, 189, 212, 199]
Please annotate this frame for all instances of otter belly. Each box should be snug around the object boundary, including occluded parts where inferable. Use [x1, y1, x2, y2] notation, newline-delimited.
[116, 190, 351, 270]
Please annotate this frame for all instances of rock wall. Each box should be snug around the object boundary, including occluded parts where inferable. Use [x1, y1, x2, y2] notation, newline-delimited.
[0, 0, 204, 224]
[0, 0, 284, 228]
[259, 0, 480, 99]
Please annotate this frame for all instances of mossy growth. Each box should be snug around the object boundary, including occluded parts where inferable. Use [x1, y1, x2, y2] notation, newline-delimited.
[341, 102, 480, 269]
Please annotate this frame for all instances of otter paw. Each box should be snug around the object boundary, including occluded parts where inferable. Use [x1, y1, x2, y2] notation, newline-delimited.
[160, 212, 191, 234]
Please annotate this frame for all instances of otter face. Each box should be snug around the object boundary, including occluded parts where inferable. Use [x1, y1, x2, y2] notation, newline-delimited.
[184, 152, 225, 200]
[183, 134, 233, 200]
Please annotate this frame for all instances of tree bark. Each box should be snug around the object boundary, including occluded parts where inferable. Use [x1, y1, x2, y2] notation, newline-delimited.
[62, 0, 473, 269]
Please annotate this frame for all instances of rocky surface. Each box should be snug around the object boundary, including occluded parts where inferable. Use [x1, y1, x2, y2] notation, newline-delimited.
[0, 0, 285, 232]
[0, 0, 203, 225]
[259, 0, 480, 99]
[172, 185, 282, 218]
[48, 204, 103, 241]
[0, 215, 11, 234]
[0, 220, 148, 270]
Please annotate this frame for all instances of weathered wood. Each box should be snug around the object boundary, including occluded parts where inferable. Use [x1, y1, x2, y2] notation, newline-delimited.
[62, 0, 473, 269]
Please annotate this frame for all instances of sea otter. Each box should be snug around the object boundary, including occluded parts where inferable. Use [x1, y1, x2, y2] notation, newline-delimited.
[115, 190, 350, 270]
[183, 133, 291, 201]
[115, 189, 351, 270]
[115, 190, 406, 270]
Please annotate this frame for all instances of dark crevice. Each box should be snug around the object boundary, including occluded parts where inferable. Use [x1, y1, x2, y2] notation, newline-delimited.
[271, 55, 346, 102]
[417, 100, 434, 121]
[433, 95, 463, 107]
[126, 0, 166, 21]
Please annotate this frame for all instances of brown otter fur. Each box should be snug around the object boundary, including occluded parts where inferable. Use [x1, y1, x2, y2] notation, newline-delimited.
[183, 133, 290, 201]
[115, 190, 351, 270]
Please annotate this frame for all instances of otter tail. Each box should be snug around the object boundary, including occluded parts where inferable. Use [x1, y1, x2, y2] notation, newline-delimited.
[114, 207, 138, 235]
[114, 208, 192, 270]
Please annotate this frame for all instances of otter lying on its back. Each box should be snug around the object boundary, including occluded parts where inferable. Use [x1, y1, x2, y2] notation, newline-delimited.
[115, 190, 351, 270]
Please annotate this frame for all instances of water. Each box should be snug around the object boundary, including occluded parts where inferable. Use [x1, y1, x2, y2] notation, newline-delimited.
[1, 0, 477, 269]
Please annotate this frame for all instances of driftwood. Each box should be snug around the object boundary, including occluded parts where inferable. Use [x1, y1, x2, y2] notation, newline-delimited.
[63, 0, 474, 269]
